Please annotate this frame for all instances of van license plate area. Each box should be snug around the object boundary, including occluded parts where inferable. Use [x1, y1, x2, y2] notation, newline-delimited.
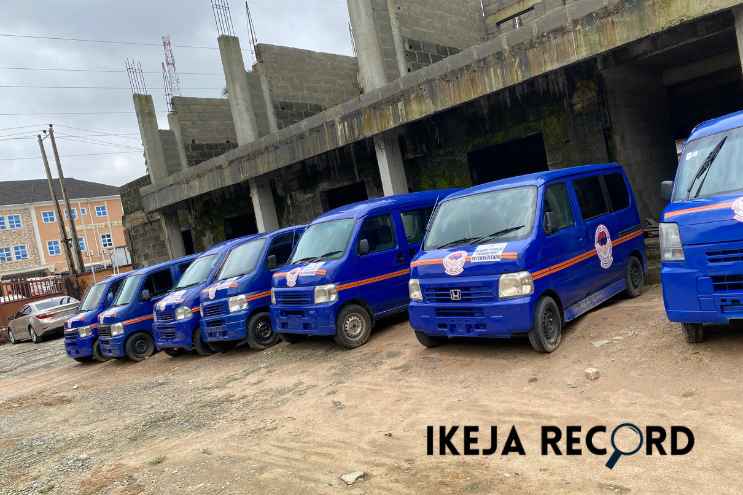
[436, 318, 488, 335]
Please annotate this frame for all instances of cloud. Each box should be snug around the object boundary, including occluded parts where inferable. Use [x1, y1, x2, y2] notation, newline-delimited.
[0, 0, 351, 187]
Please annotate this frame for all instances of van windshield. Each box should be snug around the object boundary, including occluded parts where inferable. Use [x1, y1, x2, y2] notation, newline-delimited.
[424, 186, 537, 250]
[80, 282, 107, 311]
[176, 255, 218, 289]
[218, 239, 266, 280]
[290, 219, 355, 264]
[674, 125, 743, 201]
[114, 274, 142, 306]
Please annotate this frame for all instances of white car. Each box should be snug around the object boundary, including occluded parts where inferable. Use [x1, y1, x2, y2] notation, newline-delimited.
[7, 296, 80, 344]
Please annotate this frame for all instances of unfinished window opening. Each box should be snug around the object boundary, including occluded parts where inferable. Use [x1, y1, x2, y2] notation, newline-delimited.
[224, 214, 258, 241]
[323, 182, 369, 211]
[468, 133, 549, 186]
[181, 230, 195, 255]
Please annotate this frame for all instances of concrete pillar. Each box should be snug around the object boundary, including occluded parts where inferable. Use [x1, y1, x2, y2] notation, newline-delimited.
[160, 211, 186, 259]
[375, 130, 409, 195]
[218, 35, 259, 146]
[133, 94, 168, 184]
[249, 177, 280, 233]
[735, 6, 743, 74]
[167, 112, 190, 172]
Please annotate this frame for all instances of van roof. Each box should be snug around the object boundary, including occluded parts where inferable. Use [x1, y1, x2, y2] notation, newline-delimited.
[200, 225, 306, 256]
[313, 189, 459, 223]
[136, 254, 200, 275]
[442, 163, 623, 202]
[687, 109, 743, 143]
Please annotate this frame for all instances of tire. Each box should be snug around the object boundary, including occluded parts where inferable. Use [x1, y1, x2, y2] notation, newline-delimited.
[528, 296, 563, 353]
[192, 328, 213, 356]
[74, 357, 93, 364]
[415, 331, 446, 348]
[92, 339, 110, 363]
[246, 312, 279, 350]
[683, 323, 705, 344]
[209, 341, 239, 353]
[30, 326, 41, 344]
[125, 332, 155, 362]
[334, 304, 373, 349]
[280, 333, 306, 344]
[625, 255, 645, 298]
[163, 348, 185, 357]
[7, 329, 17, 345]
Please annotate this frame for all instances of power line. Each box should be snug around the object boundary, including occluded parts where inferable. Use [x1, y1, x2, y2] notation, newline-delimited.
[0, 66, 220, 75]
[0, 151, 142, 161]
[0, 111, 136, 116]
[0, 84, 222, 90]
[0, 32, 219, 50]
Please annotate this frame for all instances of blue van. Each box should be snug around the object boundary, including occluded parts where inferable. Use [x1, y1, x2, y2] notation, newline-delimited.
[200, 226, 305, 351]
[64, 272, 131, 363]
[98, 255, 197, 361]
[660, 110, 743, 343]
[153, 237, 256, 356]
[270, 190, 456, 349]
[409, 164, 646, 353]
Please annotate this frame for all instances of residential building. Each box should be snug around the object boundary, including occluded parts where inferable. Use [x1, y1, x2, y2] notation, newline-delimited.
[0, 179, 126, 278]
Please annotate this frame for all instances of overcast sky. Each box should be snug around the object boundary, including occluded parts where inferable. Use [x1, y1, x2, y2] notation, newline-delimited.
[0, 0, 352, 187]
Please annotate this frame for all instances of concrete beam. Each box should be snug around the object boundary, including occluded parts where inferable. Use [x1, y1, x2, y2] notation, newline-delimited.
[133, 94, 168, 184]
[218, 35, 259, 146]
[140, 0, 739, 213]
[249, 176, 279, 233]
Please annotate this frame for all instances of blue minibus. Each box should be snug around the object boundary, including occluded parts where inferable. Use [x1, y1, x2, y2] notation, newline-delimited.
[270, 190, 456, 349]
[409, 164, 646, 353]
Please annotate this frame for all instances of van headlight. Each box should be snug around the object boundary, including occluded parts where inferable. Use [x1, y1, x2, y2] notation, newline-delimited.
[314, 284, 338, 304]
[660, 223, 685, 261]
[499, 272, 534, 299]
[175, 306, 193, 321]
[409, 279, 423, 302]
[78, 325, 92, 338]
[228, 295, 249, 313]
[110, 323, 124, 337]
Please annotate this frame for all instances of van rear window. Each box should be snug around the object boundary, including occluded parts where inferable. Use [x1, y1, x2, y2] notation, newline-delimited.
[574, 176, 610, 220]
[604, 173, 630, 212]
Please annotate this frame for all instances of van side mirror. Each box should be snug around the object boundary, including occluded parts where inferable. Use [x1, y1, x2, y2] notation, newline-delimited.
[267, 254, 278, 270]
[106, 292, 114, 304]
[661, 181, 674, 202]
[358, 239, 370, 256]
[141, 289, 151, 302]
[544, 212, 556, 235]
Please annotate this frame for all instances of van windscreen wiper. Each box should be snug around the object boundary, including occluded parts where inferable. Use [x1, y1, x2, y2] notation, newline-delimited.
[471, 225, 526, 245]
[687, 136, 727, 199]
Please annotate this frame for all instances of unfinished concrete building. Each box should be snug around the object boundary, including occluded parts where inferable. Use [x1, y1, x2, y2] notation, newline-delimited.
[125, 0, 743, 268]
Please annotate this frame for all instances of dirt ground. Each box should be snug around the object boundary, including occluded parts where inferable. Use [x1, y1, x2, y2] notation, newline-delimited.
[1, 285, 742, 495]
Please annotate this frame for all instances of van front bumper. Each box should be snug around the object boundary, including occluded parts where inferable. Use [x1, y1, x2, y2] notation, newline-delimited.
[154, 319, 197, 350]
[99, 335, 126, 358]
[409, 297, 534, 339]
[64, 331, 95, 359]
[271, 303, 337, 336]
[662, 264, 743, 325]
[201, 310, 249, 342]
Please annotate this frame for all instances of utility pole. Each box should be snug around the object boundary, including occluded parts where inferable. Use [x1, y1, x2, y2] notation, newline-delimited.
[48, 124, 85, 273]
[37, 134, 76, 276]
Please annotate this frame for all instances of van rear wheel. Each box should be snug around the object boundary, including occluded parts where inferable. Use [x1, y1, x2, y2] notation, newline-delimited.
[334, 304, 372, 349]
[247, 312, 279, 350]
[125, 332, 155, 362]
[415, 331, 446, 348]
[92, 338, 109, 363]
[528, 296, 562, 353]
[683, 323, 705, 343]
[625, 256, 645, 298]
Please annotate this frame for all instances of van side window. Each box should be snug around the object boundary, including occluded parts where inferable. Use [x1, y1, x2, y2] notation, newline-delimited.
[178, 261, 193, 275]
[401, 208, 433, 244]
[604, 173, 630, 212]
[145, 270, 174, 298]
[544, 183, 574, 233]
[574, 176, 610, 220]
[268, 233, 295, 267]
[358, 215, 396, 254]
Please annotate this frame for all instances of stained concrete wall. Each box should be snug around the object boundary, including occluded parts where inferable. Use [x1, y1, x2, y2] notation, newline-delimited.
[168, 97, 238, 167]
[120, 176, 169, 268]
[247, 71, 273, 136]
[158, 130, 183, 175]
[483, 0, 543, 38]
[255, 44, 361, 129]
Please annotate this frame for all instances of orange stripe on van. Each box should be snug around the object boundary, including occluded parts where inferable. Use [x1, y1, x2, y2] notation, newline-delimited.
[337, 269, 411, 292]
[664, 201, 734, 220]
[247, 290, 272, 301]
[123, 314, 154, 326]
[410, 252, 519, 269]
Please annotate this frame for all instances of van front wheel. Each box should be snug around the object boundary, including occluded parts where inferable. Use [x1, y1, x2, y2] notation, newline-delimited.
[625, 256, 645, 298]
[528, 296, 562, 353]
[334, 304, 372, 349]
[683, 323, 705, 343]
[247, 312, 279, 350]
[92, 338, 109, 362]
[415, 331, 446, 348]
[125, 332, 155, 362]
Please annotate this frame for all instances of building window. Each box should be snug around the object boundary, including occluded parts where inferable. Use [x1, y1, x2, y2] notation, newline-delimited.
[101, 233, 113, 248]
[80, 207, 88, 216]
[0, 216, 5, 230]
[48, 240, 61, 256]
[0, 247, 11, 263]
[14, 245, 28, 260]
[95, 205, 108, 217]
[42, 211, 56, 223]
[78, 237, 87, 252]
[7, 215, 22, 229]
[65, 208, 78, 220]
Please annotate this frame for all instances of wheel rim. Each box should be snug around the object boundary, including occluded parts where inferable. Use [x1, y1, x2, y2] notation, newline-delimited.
[133, 336, 149, 356]
[343, 314, 365, 339]
[630, 260, 643, 289]
[542, 307, 558, 344]
[255, 318, 273, 344]
[8, 331, 15, 343]
[30, 328, 37, 341]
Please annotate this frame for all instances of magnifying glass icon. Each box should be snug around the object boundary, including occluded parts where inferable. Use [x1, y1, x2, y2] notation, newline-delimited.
[606, 423, 644, 470]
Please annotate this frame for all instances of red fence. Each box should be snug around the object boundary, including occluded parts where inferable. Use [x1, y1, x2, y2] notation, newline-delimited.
[0, 277, 65, 304]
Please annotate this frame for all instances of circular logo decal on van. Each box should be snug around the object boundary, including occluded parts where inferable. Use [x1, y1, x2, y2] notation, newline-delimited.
[595, 225, 614, 270]
[286, 268, 302, 288]
[732, 197, 743, 222]
[208, 287, 217, 300]
[443, 251, 468, 277]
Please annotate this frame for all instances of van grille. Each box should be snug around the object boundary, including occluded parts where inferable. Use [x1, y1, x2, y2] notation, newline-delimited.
[711, 275, 743, 293]
[707, 248, 743, 264]
[98, 325, 111, 337]
[202, 302, 227, 318]
[158, 326, 177, 340]
[423, 285, 495, 303]
[64, 331, 78, 343]
[275, 290, 313, 306]
[157, 310, 175, 322]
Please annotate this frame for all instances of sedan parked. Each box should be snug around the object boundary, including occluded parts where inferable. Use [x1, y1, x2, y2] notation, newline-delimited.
[7, 296, 80, 344]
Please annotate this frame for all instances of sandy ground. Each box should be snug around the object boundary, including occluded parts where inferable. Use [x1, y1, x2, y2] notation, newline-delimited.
[1, 285, 742, 495]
